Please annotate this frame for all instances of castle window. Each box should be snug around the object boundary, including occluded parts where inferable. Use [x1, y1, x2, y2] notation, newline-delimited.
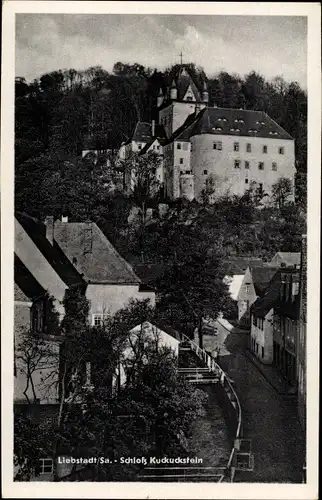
[213, 141, 222, 150]
[263, 145, 268, 154]
[245, 283, 250, 293]
[262, 347, 264, 358]
[39, 458, 53, 474]
[258, 162, 264, 170]
[246, 143, 252, 152]
[177, 143, 181, 150]
[234, 142, 239, 152]
[179, 158, 184, 164]
[279, 146, 285, 155]
[138, 144, 142, 150]
[245, 161, 250, 169]
[272, 162, 277, 171]
[234, 160, 240, 169]
[203, 170, 208, 175]
[157, 145, 160, 150]
[245, 178, 249, 184]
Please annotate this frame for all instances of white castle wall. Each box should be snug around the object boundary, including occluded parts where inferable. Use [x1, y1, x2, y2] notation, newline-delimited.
[190, 134, 295, 202]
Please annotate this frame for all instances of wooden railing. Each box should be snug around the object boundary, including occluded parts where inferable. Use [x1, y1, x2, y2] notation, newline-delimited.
[179, 331, 242, 482]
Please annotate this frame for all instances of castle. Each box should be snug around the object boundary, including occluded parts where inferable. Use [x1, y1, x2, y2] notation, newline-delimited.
[119, 66, 296, 204]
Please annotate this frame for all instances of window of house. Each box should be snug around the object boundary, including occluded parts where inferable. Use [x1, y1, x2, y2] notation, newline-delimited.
[256, 343, 259, 354]
[203, 170, 208, 175]
[258, 162, 264, 170]
[186, 96, 193, 102]
[263, 145, 268, 154]
[246, 143, 252, 152]
[262, 347, 264, 358]
[234, 142, 239, 152]
[92, 314, 110, 327]
[234, 160, 240, 169]
[138, 144, 142, 150]
[272, 162, 277, 171]
[213, 141, 222, 150]
[39, 458, 53, 474]
[177, 143, 181, 150]
[245, 161, 250, 169]
[245, 178, 249, 184]
[245, 283, 251, 293]
[179, 158, 184, 164]
[279, 146, 285, 155]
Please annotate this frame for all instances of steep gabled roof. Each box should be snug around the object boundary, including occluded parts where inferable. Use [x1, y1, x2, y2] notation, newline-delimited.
[190, 107, 293, 140]
[167, 111, 200, 144]
[14, 254, 46, 301]
[15, 213, 85, 289]
[222, 257, 264, 276]
[53, 221, 141, 284]
[249, 265, 279, 295]
[176, 67, 202, 102]
[130, 122, 167, 144]
[252, 268, 300, 319]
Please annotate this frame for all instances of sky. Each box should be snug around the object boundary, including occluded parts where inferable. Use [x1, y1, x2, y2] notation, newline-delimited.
[15, 14, 307, 88]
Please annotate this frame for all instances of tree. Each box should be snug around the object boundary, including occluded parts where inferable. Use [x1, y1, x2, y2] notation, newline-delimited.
[272, 177, 293, 209]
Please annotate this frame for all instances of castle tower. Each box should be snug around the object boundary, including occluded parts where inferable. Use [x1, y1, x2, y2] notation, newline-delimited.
[202, 80, 209, 104]
[170, 79, 178, 101]
[157, 88, 164, 108]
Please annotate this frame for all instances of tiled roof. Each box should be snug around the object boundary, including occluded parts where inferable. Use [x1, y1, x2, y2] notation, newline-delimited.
[252, 268, 300, 319]
[250, 265, 279, 295]
[15, 213, 85, 289]
[251, 272, 280, 317]
[190, 107, 293, 140]
[14, 255, 46, 301]
[270, 252, 301, 267]
[222, 257, 264, 276]
[53, 221, 141, 284]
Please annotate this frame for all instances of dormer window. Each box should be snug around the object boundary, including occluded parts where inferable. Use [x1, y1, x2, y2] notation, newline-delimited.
[186, 96, 193, 102]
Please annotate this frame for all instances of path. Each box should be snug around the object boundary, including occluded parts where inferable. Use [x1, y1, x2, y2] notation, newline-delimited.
[201, 320, 305, 483]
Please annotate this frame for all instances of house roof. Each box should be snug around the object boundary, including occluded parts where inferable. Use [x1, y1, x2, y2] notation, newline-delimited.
[167, 111, 200, 144]
[15, 213, 85, 289]
[14, 255, 46, 301]
[130, 122, 167, 144]
[222, 257, 264, 276]
[53, 221, 141, 284]
[130, 321, 181, 343]
[189, 107, 293, 140]
[249, 265, 279, 295]
[251, 272, 280, 317]
[251, 268, 300, 319]
[270, 252, 301, 267]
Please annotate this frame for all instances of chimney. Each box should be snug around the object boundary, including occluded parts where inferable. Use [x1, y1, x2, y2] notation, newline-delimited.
[152, 120, 155, 137]
[45, 216, 54, 244]
[61, 215, 68, 223]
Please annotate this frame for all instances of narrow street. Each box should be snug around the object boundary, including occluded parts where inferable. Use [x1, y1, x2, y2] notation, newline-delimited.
[201, 321, 306, 483]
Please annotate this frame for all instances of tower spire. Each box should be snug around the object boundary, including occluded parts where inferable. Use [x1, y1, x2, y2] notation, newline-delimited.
[179, 51, 183, 66]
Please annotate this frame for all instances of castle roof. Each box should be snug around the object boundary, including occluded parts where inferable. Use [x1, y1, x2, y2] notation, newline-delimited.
[175, 67, 202, 101]
[128, 121, 167, 145]
[249, 265, 279, 295]
[190, 107, 293, 140]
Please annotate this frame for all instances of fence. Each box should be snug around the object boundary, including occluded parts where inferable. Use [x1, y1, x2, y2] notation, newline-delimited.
[178, 330, 243, 482]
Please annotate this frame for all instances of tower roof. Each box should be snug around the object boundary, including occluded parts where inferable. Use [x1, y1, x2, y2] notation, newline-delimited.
[175, 66, 201, 101]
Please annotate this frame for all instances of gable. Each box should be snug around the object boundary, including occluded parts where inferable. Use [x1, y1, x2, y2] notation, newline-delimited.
[183, 85, 197, 102]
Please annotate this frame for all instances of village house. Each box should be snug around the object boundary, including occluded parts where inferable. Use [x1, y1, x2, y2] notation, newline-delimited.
[250, 266, 300, 384]
[269, 251, 301, 268]
[125, 65, 296, 204]
[237, 265, 279, 327]
[297, 236, 306, 430]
